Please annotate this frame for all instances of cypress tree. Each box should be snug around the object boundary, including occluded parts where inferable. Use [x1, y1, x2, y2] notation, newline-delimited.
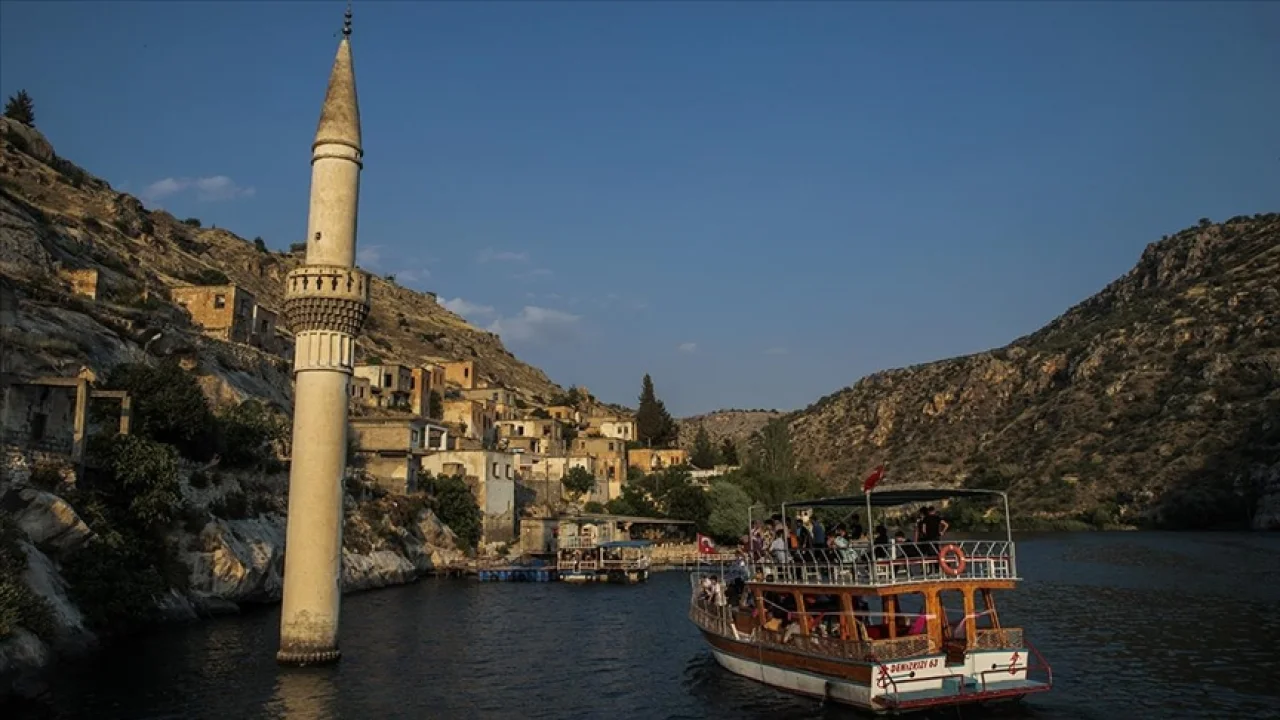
[719, 437, 739, 466]
[691, 424, 718, 469]
[3, 90, 35, 127]
[635, 374, 678, 447]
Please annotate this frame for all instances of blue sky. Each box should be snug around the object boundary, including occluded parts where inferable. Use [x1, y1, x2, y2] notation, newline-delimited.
[2, 1, 1276, 417]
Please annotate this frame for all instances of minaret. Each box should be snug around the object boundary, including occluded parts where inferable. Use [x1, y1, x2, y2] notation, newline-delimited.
[277, 4, 369, 666]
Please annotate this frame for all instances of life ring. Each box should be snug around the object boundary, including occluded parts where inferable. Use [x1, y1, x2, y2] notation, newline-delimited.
[938, 544, 967, 576]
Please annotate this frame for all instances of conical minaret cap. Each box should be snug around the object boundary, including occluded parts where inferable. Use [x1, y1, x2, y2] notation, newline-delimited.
[314, 36, 361, 152]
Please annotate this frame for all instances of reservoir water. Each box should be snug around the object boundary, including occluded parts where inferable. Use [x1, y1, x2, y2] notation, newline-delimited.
[17, 532, 1280, 719]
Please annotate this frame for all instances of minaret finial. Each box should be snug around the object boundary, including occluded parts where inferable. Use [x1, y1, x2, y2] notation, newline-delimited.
[342, 1, 352, 38]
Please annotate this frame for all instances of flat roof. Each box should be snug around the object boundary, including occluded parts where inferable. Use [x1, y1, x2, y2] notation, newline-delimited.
[558, 513, 695, 525]
[786, 488, 1007, 508]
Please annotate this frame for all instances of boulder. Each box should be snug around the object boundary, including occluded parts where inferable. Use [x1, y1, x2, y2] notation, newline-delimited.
[7, 489, 93, 554]
[0, 116, 54, 164]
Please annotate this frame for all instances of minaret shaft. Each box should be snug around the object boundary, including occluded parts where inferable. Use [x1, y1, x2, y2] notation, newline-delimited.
[277, 28, 368, 666]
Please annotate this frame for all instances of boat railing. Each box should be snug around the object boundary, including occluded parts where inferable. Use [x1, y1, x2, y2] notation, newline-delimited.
[688, 602, 934, 662]
[748, 540, 1016, 587]
[972, 627, 1024, 650]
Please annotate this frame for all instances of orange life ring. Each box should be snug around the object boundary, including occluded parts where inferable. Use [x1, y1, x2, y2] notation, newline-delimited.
[938, 544, 967, 576]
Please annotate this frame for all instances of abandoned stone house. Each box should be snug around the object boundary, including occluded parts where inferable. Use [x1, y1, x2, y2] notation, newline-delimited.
[348, 416, 451, 494]
[0, 370, 132, 472]
[171, 284, 279, 353]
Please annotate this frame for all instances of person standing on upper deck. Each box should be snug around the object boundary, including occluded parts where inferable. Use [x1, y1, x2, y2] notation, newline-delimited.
[919, 506, 949, 556]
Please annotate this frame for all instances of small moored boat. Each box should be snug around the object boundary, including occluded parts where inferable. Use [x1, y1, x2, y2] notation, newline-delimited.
[557, 539, 653, 584]
[689, 488, 1052, 714]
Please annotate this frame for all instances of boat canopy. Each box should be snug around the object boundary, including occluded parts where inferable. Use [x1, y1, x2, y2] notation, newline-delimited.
[786, 488, 1007, 508]
[597, 540, 654, 549]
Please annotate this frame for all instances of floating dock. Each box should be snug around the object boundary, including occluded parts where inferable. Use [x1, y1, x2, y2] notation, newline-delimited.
[476, 567, 558, 582]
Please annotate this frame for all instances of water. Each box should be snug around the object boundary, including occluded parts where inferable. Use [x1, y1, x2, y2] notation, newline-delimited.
[16, 532, 1280, 719]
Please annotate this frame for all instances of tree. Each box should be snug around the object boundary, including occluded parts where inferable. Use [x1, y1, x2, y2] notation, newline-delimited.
[253, 237, 267, 252]
[562, 466, 596, 501]
[665, 483, 710, 526]
[690, 424, 718, 469]
[105, 361, 218, 461]
[605, 484, 658, 517]
[635, 374, 678, 447]
[706, 480, 753, 541]
[422, 473, 482, 549]
[719, 438, 739, 466]
[3, 90, 34, 127]
[428, 390, 443, 420]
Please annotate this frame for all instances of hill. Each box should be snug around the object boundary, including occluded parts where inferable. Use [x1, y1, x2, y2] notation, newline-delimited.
[788, 215, 1280, 530]
[678, 409, 782, 452]
[0, 116, 562, 403]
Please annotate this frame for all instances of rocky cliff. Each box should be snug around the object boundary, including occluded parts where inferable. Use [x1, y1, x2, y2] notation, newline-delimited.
[789, 215, 1280, 530]
[678, 409, 781, 452]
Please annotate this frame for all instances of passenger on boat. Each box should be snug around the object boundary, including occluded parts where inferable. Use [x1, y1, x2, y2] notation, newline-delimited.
[849, 516, 864, 541]
[918, 506, 949, 555]
[908, 612, 929, 636]
[894, 529, 919, 558]
[770, 530, 789, 564]
[832, 527, 856, 563]
[793, 519, 812, 549]
[811, 516, 826, 547]
[872, 525, 890, 559]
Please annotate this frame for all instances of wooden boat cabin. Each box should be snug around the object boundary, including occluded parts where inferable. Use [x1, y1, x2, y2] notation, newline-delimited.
[689, 488, 1052, 714]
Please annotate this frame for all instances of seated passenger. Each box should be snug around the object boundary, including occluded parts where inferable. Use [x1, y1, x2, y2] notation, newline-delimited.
[908, 613, 928, 636]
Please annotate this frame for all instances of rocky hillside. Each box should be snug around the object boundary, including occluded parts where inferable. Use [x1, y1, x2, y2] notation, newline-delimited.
[789, 215, 1280, 530]
[0, 116, 562, 402]
[678, 409, 781, 452]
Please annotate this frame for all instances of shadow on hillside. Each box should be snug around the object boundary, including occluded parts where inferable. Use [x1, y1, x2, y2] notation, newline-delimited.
[1158, 396, 1280, 529]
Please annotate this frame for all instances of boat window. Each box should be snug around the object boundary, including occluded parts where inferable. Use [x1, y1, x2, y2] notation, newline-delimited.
[976, 589, 999, 629]
[939, 589, 967, 642]
[893, 591, 929, 638]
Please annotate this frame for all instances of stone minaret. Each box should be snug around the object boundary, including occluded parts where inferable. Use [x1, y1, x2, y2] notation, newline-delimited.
[277, 5, 369, 666]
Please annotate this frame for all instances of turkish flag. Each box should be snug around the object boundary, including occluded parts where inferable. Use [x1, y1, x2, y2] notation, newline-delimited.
[863, 466, 885, 492]
[696, 533, 716, 555]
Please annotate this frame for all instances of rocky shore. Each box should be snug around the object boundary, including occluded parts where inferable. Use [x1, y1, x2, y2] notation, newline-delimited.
[0, 456, 468, 700]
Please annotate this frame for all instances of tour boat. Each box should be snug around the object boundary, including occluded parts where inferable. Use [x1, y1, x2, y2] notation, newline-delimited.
[689, 488, 1052, 714]
[557, 539, 653, 584]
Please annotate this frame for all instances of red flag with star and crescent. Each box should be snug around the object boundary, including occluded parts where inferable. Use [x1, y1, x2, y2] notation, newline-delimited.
[696, 533, 717, 555]
[863, 466, 885, 492]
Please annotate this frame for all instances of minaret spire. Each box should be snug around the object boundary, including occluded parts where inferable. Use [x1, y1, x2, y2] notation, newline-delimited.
[315, 2, 361, 153]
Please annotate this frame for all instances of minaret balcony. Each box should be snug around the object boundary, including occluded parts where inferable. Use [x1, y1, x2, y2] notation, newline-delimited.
[283, 265, 371, 336]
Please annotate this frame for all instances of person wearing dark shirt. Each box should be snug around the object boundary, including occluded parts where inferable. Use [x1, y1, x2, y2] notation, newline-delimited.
[919, 506, 949, 556]
[872, 525, 890, 560]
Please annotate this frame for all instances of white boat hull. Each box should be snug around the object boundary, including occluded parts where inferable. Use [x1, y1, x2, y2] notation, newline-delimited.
[709, 647, 877, 711]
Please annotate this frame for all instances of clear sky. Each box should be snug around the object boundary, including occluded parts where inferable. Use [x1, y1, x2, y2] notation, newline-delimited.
[2, 1, 1276, 416]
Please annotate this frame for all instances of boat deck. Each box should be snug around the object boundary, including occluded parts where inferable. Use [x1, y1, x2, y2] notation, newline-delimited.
[880, 677, 1050, 710]
[745, 540, 1019, 589]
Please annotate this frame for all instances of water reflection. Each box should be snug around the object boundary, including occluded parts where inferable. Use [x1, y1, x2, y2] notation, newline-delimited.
[24, 532, 1280, 720]
[268, 670, 338, 720]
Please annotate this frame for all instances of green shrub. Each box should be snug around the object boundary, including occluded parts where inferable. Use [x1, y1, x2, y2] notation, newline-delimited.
[182, 218, 202, 228]
[0, 518, 56, 641]
[28, 461, 63, 491]
[210, 490, 250, 520]
[61, 539, 168, 631]
[421, 474, 481, 549]
[104, 361, 218, 461]
[216, 399, 287, 469]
